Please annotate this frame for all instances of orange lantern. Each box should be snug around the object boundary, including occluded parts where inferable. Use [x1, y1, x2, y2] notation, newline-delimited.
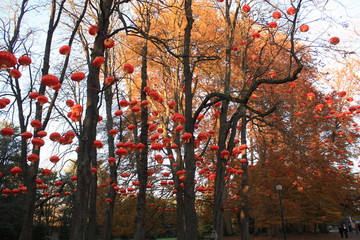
[300, 24, 309, 32]
[330, 37, 340, 45]
[88, 25, 99, 35]
[268, 22, 278, 28]
[287, 7, 296, 15]
[104, 38, 115, 48]
[242, 5, 251, 12]
[92, 56, 105, 67]
[272, 12, 282, 19]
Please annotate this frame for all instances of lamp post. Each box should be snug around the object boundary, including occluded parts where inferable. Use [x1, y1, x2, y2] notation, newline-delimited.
[276, 185, 287, 240]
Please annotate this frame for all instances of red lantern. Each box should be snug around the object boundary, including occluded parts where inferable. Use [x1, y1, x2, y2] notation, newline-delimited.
[37, 95, 48, 106]
[108, 157, 116, 165]
[330, 37, 340, 45]
[181, 132, 192, 143]
[252, 32, 260, 38]
[300, 24, 309, 32]
[268, 22, 278, 28]
[52, 83, 61, 91]
[10, 69, 21, 78]
[70, 176, 78, 182]
[10, 167, 22, 176]
[105, 76, 115, 85]
[42, 74, 59, 87]
[93, 140, 103, 149]
[114, 110, 123, 116]
[168, 101, 177, 109]
[88, 25, 99, 35]
[104, 38, 115, 48]
[70, 72, 86, 82]
[109, 129, 118, 137]
[27, 153, 39, 163]
[41, 169, 52, 176]
[18, 56, 32, 66]
[123, 63, 134, 74]
[210, 145, 219, 152]
[29, 92, 39, 99]
[2, 188, 12, 195]
[91, 168, 97, 174]
[242, 5, 251, 12]
[59, 45, 71, 55]
[37, 131, 47, 138]
[0, 51, 17, 69]
[116, 148, 128, 156]
[287, 7, 296, 15]
[272, 11, 282, 19]
[119, 99, 129, 107]
[66, 99, 74, 107]
[21, 132, 33, 140]
[50, 156, 60, 164]
[1, 127, 15, 137]
[92, 56, 105, 67]
[31, 120, 42, 129]
[32, 137, 45, 150]
[49, 132, 61, 141]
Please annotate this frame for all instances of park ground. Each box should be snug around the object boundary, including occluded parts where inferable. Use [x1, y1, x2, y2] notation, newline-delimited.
[221, 231, 359, 239]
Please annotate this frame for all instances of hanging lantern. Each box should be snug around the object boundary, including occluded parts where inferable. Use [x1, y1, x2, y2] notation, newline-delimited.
[37, 130, 47, 138]
[10, 69, 22, 78]
[10, 167, 22, 176]
[105, 76, 115, 85]
[93, 140, 104, 149]
[30, 120, 42, 129]
[119, 99, 129, 107]
[50, 156, 60, 164]
[109, 129, 118, 137]
[330, 37, 340, 45]
[123, 63, 134, 74]
[70, 176, 78, 182]
[21, 132, 33, 140]
[104, 38, 115, 48]
[0, 51, 17, 69]
[168, 101, 177, 109]
[29, 92, 39, 100]
[252, 32, 260, 38]
[287, 7, 296, 15]
[37, 95, 48, 106]
[108, 157, 116, 165]
[52, 83, 61, 91]
[59, 45, 71, 55]
[116, 148, 128, 156]
[66, 99, 74, 107]
[41, 169, 52, 176]
[2, 188, 12, 196]
[42, 74, 59, 87]
[49, 132, 61, 141]
[32, 137, 45, 150]
[268, 22, 278, 28]
[18, 56, 32, 66]
[114, 110, 123, 116]
[272, 11, 282, 19]
[92, 56, 105, 67]
[27, 153, 39, 163]
[181, 132, 192, 143]
[1, 127, 15, 137]
[242, 5, 251, 12]
[88, 25, 99, 35]
[300, 24, 309, 32]
[70, 72, 86, 82]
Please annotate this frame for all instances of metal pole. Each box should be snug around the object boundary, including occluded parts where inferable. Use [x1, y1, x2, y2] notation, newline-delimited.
[278, 190, 287, 240]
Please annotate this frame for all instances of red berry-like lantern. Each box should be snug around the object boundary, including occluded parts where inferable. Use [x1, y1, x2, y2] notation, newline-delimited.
[92, 56, 105, 67]
[299, 24, 309, 32]
[10, 69, 22, 78]
[50, 156, 60, 164]
[1, 127, 15, 137]
[88, 25, 99, 35]
[104, 38, 115, 48]
[42, 74, 59, 87]
[59, 45, 71, 55]
[70, 72, 86, 82]
[123, 63, 134, 74]
[242, 5, 251, 13]
[287, 7, 296, 15]
[268, 22, 278, 28]
[330, 37, 340, 45]
[18, 56, 32, 66]
[272, 11, 282, 19]
[0, 51, 17, 69]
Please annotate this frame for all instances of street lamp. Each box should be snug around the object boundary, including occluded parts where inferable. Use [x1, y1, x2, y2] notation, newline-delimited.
[276, 185, 287, 240]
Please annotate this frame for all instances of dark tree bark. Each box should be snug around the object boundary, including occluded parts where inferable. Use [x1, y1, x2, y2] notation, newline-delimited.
[182, 0, 197, 239]
[69, 1, 114, 239]
[133, 38, 149, 240]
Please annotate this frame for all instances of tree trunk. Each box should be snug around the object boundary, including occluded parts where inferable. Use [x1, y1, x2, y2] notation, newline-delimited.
[69, 1, 113, 239]
[133, 39, 149, 240]
[240, 115, 250, 240]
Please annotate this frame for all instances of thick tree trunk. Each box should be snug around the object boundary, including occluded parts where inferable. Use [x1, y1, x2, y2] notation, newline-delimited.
[69, 1, 113, 239]
[176, 188, 185, 240]
[102, 60, 117, 240]
[239, 115, 250, 240]
[87, 165, 98, 240]
[133, 41, 149, 240]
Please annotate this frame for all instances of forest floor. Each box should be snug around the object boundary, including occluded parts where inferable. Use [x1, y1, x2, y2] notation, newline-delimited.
[223, 231, 359, 239]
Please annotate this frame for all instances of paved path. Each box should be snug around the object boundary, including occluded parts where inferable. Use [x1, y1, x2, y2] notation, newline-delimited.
[223, 232, 360, 239]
